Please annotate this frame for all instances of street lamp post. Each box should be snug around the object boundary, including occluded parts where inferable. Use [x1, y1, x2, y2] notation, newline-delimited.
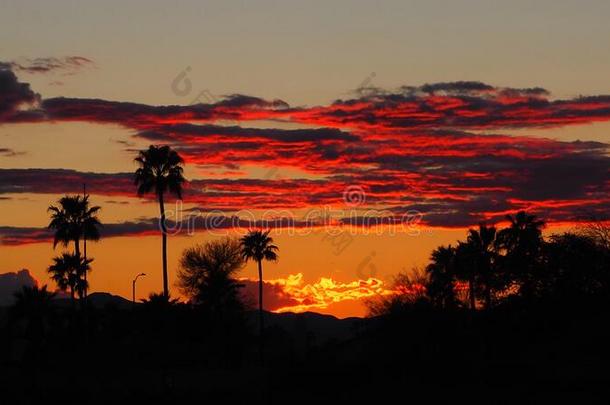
[132, 273, 146, 305]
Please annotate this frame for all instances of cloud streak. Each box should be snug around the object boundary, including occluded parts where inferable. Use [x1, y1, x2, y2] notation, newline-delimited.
[1, 56, 95, 75]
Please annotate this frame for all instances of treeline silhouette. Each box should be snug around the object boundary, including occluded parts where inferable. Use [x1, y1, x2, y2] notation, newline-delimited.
[369, 211, 610, 314]
[2, 214, 609, 403]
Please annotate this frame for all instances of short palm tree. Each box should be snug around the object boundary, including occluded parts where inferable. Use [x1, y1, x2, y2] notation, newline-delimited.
[426, 245, 457, 309]
[48, 194, 101, 298]
[48, 253, 92, 304]
[241, 229, 278, 349]
[134, 145, 186, 298]
[141, 292, 180, 310]
[11, 285, 56, 340]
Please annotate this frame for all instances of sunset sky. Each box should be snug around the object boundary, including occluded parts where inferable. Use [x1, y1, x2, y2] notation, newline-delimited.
[1, 0, 610, 317]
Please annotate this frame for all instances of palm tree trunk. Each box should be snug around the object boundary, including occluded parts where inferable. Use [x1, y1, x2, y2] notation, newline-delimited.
[469, 277, 476, 310]
[70, 285, 75, 308]
[74, 237, 83, 303]
[83, 237, 87, 299]
[83, 184, 87, 300]
[484, 281, 491, 310]
[158, 191, 169, 298]
[74, 237, 80, 258]
[258, 259, 264, 364]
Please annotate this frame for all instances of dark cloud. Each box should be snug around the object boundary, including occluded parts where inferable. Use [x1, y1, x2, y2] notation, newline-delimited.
[0, 168, 132, 195]
[0, 220, 161, 245]
[215, 94, 289, 109]
[239, 279, 300, 311]
[6, 78, 610, 133]
[0, 269, 38, 306]
[137, 123, 359, 143]
[0, 68, 40, 121]
[0, 148, 26, 157]
[0, 226, 53, 245]
[5, 56, 95, 75]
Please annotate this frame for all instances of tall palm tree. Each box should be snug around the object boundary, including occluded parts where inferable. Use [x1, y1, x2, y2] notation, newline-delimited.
[426, 245, 457, 309]
[134, 145, 186, 298]
[48, 253, 91, 305]
[241, 229, 278, 358]
[455, 241, 478, 310]
[48, 195, 84, 257]
[466, 224, 497, 309]
[80, 194, 101, 298]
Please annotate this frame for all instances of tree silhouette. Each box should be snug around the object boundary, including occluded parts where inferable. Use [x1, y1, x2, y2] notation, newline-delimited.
[496, 211, 545, 300]
[48, 195, 85, 257]
[426, 245, 457, 309]
[543, 232, 610, 298]
[48, 195, 101, 298]
[134, 145, 186, 298]
[466, 224, 497, 309]
[580, 218, 610, 250]
[177, 238, 245, 315]
[454, 241, 479, 310]
[48, 253, 92, 304]
[367, 267, 430, 317]
[141, 292, 180, 308]
[10, 285, 56, 341]
[80, 194, 102, 298]
[241, 229, 278, 361]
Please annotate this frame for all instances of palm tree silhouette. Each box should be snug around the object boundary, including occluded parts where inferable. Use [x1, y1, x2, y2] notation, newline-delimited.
[497, 211, 545, 299]
[241, 229, 278, 361]
[11, 285, 56, 340]
[48, 253, 92, 305]
[499, 211, 545, 253]
[134, 145, 186, 298]
[466, 224, 497, 309]
[452, 224, 499, 311]
[81, 194, 101, 298]
[455, 241, 479, 310]
[48, 195, 85, 257]
[48, 195, 101, 298]
[426, 245, 456, 309]
[141, 292, 180, 310]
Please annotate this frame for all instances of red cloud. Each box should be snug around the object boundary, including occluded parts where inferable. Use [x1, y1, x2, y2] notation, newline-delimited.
[0, 73, 609, 232]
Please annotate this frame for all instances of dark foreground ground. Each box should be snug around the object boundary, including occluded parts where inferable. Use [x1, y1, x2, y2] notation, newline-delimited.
[2, 294, 610, 404]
